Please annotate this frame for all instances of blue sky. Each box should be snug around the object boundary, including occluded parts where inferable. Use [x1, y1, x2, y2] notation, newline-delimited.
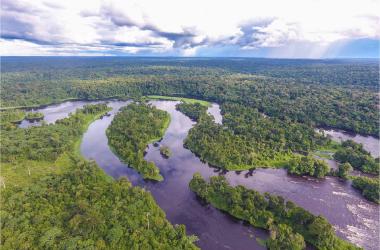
[1, 0, 379, 58]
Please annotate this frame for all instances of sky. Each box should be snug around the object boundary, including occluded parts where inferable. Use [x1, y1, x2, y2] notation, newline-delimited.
[1, 0, 379, 58]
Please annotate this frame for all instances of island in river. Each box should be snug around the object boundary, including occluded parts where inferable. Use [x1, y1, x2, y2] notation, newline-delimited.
[1, 57, 379, 250]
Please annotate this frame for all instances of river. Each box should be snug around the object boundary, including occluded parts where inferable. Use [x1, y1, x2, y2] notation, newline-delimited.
[317, 128, 379, 158]
[19, 100, 380, 250]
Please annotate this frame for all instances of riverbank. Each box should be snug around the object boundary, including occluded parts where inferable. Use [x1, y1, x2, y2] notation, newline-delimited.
[106, 103, 170, 181]
[1, 105, 111, 189]
[76, 100, 378, 249]
[146, 95, 211, 106]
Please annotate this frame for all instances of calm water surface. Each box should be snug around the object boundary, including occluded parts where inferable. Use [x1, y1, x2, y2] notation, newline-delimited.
[23, 100, 379, 250]
[19, 100, 101, 128]
[318, 128, 379, 158]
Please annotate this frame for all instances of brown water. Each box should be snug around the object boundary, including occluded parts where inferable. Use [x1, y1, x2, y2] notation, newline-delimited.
[23, 100, 380, 249]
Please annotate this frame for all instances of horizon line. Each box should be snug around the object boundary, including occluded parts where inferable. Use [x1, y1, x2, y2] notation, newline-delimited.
[1, 55, 379, 60]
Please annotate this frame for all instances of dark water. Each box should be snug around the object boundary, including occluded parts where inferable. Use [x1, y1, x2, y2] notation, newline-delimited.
[19, 100, 101, 128]
[81, 100, 267, 250]
[21, 100, 379, 249]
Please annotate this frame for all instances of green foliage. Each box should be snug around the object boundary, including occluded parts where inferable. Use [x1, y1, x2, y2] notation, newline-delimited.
[184, 102, 329, 170]
[107, 103, 170, 181]
[0, 109, 25, 129]
[1, 102, 197, 249]
[351, 176, 379, 204]
[1, 158, 198, 249]
[334, 140, 379, 174]
[1, 104, 109, 163]
[1, 104, 111, 189]
[160, 146, 172, 158]
[267, 224, 305, 250]
[148, 95, 210, 106]
[176, 102, 208, 121]
[25, 112, 44, 120]
[185, 114, 255, 170]
[1, 58, 378, 136]
[189, 174, 360, 250]
[286, 155, 330, 178]
[337, 162, 353, 180]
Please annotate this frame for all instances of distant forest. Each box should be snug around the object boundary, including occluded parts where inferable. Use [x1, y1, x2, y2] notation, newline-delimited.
[1, 57, 378, 137]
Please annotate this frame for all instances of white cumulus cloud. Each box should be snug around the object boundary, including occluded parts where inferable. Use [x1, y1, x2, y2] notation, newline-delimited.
[1, 0, 379, 57]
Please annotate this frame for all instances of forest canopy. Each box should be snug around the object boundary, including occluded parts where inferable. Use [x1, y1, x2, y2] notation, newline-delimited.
[1, 157, 198, 249]
[1, 58, 378, 136]
[106, 103, 170, 181]
[189, 173, 360, 250]
[181, 102, 330, 172]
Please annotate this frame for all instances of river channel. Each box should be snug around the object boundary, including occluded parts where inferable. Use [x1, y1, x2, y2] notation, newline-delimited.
[19, 100, 379, 250]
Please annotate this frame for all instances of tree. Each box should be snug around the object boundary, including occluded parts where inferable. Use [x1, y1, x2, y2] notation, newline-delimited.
[267, 224, 306, 250]
[337, 162, 353, 180]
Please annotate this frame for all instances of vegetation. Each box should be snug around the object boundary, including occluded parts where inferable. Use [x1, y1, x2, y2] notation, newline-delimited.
[267, 224, 306, 250]
[0, 109, 25, 130]
[1, 104, 197, 249]
[1, 104, 109, 164]
[0, 104, 111, 188]
[334, 140, 379, 174]
[1, 58, 378, 136]
[189, 173, 360, 250]
[183, 102, 329, 172]
[1, 157, 198, 249]
[175, 102, 208, 121]
[351, 176, 379, 204]
[107, 103, 170, 181]
[336, 163, 353, 180]
[25, 112, 44, 121]
[160, 146, 172, 158]
[1, 58, 378, 249]
[148, 95, 210, 106]
[286, 155, 330, 178]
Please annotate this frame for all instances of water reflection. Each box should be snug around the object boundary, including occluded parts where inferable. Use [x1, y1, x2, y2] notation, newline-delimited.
[19, 100, 102, 128]
[318, 128, 379, 158]
[207, 103, 223, 124]
[30, 99, 378, 250]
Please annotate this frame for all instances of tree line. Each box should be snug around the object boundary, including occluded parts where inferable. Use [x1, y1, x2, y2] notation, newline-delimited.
[189, 173, 360, 250]
[1, 58, 378, 136]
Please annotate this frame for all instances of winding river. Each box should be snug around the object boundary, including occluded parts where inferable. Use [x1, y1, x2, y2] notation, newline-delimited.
[19, 100, 379, 250]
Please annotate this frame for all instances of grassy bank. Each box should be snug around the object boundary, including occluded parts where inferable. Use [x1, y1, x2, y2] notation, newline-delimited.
[1, 105, 111, 189]
[147, 95, 211, 106]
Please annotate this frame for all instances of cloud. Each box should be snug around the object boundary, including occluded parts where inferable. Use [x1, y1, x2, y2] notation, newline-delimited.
[1, 0, 379, 57]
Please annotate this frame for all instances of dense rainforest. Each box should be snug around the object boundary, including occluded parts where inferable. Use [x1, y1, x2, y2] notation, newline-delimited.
[181, 102, 330, 171]
[1, 157, 197, 249]
[189, 174, 360, 250]
[0, 105, 197, 249]
[175, 102, 208, 121]
[106, 103, 170, 181]
[1, 57, 378, 136]
[1, 57, 378, 249]
[178, 102, 379, 202]
[1, 104, 109, 164]
[0, 109, 25, 129]
[334, 140, 379, 174]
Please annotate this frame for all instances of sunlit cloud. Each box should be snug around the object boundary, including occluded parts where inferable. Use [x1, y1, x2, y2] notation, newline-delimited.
[1, 0, 379, 57]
